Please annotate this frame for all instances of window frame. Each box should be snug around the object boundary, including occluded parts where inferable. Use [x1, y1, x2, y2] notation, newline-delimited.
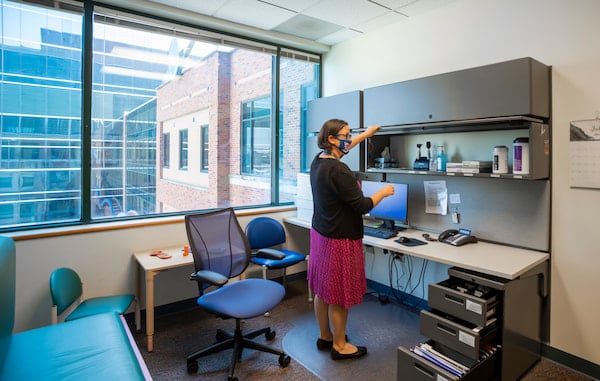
[0, 0, 322, 233]
[179, 129, 188, 171]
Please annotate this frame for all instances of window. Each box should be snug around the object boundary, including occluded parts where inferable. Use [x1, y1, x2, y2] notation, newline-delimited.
[163, 133, 170, 168]
[242, 97, 271, 175]
[179, 129, 188, 170]
[200, 125, 208, 172]
[0, 0, 320, 231]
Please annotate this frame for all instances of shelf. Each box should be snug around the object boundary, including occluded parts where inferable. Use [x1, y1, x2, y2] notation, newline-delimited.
[366, 167, 549, 180]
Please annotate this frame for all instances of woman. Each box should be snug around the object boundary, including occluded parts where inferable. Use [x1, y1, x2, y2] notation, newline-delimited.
[309, 118, 394, 360]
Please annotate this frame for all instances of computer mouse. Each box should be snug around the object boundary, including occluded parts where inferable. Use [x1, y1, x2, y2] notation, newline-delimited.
[396, 236, 410, 243]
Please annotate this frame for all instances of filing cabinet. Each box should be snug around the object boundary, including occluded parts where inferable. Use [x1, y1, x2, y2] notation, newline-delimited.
[397, 264, 547, 381]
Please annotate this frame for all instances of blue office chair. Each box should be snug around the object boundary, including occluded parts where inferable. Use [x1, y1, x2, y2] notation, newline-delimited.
[245, 216, 312, 303]
[185, 208, 291, 380]
[49, 267, 140, 331]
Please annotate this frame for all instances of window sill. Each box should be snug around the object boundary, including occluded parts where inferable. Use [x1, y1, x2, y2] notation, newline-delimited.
[7, 206, 296, 241]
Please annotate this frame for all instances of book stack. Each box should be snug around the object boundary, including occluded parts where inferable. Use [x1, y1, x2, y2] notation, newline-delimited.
[446, 161, 493, 173]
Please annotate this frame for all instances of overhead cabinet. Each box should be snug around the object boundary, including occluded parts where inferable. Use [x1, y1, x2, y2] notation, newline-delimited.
[363, 57, 550, 129]
[305, 90, 363, 170]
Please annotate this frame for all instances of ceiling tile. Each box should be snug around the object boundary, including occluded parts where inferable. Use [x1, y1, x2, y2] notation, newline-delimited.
[353, 11, 408, 33]
[214, 0, 297, 30]
[147, 0, 228, 15]
[317, 28, 363, 45]
[302, 0, 390, 28]
[374, 0, 415, 9]
[273, 14, 344, 41]
[258, 0, 321, 13]
[396, 0, 455, 16]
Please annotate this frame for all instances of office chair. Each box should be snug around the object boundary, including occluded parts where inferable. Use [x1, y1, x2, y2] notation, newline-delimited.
[245, 216, 312, 303]
[49, 267, 140, 330]
[185, 208, 291, 381]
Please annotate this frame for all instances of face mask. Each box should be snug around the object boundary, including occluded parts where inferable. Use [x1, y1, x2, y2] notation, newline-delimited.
[337, 138, 352, 155]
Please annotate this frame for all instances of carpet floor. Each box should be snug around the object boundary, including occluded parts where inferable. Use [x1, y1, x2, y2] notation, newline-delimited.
[132, 279, 594, 381]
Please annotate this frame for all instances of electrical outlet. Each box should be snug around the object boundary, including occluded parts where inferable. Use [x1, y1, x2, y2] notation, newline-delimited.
[452, 211, 460, 224]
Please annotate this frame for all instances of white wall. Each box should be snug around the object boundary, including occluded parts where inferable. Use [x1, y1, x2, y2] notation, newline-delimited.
[10, 210, 298, 333]
[322, 0, 600, 365]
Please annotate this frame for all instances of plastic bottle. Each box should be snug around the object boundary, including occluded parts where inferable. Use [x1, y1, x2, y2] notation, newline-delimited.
[436, 145, 447, 172]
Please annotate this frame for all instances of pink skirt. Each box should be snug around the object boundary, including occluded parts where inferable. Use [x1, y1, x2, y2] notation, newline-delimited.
[308, 228, 366, 309]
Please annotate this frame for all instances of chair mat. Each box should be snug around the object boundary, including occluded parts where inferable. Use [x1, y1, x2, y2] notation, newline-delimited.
[282, 295, 426, 381]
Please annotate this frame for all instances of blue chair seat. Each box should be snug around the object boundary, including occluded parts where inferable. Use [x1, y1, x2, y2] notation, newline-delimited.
[252, 250, 305, 269]
[198, 278, 285, 319]
[66, 294, 135, 321]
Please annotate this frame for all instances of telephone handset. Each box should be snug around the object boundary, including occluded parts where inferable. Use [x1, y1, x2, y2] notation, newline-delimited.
[438, 228, 478, 246]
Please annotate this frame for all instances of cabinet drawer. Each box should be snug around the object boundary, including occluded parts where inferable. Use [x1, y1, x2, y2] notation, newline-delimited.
[397, 340, 499, 381]
[429, 278, 500, 327]
[420, 310, 498, 360]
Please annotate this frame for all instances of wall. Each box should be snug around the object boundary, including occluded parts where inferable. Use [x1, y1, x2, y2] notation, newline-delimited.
[9, 209, 300, 333]
[322, 0, 600, 365]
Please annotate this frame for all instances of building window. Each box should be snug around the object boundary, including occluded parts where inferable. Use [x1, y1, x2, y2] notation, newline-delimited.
[241, 97, 271, 175]
[0, 0, 320, 231]
[179, 129, 188, 170]
[200, 125, 208, 172]
[162, 133, 170, 168]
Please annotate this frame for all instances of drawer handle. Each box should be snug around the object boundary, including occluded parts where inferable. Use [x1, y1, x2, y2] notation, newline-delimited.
[444, 293, 465, 305]
[414, 362, 435, 379]
[437, 322, 457, 336]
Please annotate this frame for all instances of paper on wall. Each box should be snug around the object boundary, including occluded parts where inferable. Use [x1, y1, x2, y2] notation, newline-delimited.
[424, 180, 447, 215]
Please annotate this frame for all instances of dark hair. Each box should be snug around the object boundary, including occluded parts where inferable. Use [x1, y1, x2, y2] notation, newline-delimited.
[317, 118, 348, 151]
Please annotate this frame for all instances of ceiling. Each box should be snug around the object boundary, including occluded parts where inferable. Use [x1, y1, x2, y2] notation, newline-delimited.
[145, 0, 455, 47]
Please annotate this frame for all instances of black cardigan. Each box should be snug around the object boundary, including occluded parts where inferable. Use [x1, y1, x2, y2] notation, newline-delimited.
[310, 154, 373, 240]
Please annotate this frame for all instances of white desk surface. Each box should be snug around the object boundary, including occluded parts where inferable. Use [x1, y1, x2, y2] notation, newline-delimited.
[133, 246, 193, 271]
[284, 217, 548, 280]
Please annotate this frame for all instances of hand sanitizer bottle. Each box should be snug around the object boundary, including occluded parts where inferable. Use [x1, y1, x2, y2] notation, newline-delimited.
[436, 145, 447, 172]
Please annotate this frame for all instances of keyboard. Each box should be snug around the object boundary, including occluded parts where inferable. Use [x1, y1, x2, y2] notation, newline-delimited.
[363, 226, 398, 239]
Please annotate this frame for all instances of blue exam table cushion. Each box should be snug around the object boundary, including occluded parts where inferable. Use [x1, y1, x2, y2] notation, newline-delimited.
[0, 312, 145, 381]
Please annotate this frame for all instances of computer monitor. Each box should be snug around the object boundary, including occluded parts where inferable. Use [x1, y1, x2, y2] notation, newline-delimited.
[360, 180, 409, 230]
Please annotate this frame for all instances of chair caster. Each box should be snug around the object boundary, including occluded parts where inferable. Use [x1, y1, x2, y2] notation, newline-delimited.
[186, 359, 198, 374]
[279, 354, 291, 367]
[216, 329, 228, 342]
[227, 377, 238, 381]
[265, 329, 276, 341]
[264, 311, 270, 317]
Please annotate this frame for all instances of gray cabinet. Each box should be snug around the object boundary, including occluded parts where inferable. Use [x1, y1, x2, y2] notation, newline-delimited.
[364, 57, 550, 128]
[306, 90, 363, 170]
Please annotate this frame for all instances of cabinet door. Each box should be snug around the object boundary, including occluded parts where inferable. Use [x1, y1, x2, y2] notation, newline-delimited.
[307, 90, 363, 132]
[364, 57, 550, 127]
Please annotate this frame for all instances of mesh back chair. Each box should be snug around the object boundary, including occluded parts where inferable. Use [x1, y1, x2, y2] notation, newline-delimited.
[185, 208, 291, 380]
[49, 267, 140, 330]
[245, 216, 312, 303]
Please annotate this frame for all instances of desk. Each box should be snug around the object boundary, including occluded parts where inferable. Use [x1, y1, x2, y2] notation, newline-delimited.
[284, 217, 548, 280]
[285, 216, 550, 380]
[133, 246, 193, 352]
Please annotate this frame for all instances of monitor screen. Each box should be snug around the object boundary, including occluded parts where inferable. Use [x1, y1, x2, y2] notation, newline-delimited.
[360, 180, 409, 227]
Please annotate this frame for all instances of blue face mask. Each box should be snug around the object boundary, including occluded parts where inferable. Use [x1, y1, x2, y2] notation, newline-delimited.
[334, 133, 352, 155]
[337, 138, 352, 155]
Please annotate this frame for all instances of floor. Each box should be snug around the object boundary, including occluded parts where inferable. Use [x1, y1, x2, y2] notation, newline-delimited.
[132, 279, 596, 381]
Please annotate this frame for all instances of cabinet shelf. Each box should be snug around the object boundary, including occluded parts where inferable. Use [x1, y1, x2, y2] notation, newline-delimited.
[366, 167, 549, 180]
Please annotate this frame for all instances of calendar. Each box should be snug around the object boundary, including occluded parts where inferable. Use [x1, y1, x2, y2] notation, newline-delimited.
[570, 118, 600, 189]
